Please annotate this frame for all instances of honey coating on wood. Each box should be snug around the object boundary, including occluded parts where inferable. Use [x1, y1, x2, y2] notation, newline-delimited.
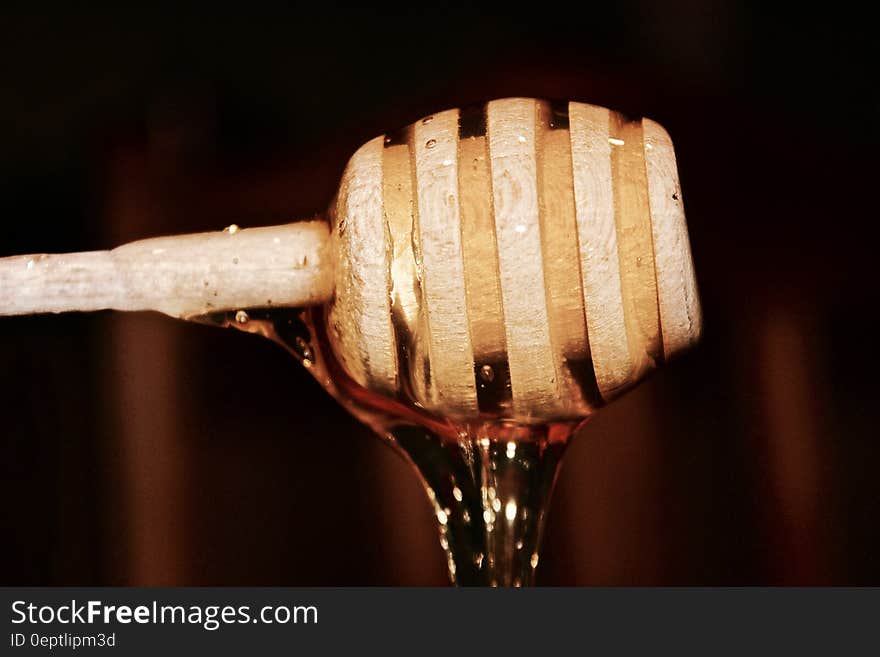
[457, 110, 512, 415]
[609, 112, 663, 375]
[324, 97, 701, 424]
[535, 100, 602, 413]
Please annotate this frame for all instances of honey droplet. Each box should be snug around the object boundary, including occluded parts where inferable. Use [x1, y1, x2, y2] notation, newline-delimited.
[294, 335, 314, 367]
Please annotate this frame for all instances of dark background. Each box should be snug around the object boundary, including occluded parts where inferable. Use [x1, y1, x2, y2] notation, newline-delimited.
[1, 3, 877, 585]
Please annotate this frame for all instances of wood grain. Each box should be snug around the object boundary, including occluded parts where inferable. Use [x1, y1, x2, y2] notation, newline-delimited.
[569, 102, 635, 400]
[382, 136, 421, 400]
[487, 98, 557, 418]
[609, 112, 663, 378]
[413, 109, 478, 415]
[329, 136, 397, 395]
[536, 100, 601, 414]
[643, 118, 702, 358]
[0, 221, 333, 319]
[457, 109, 512, 414]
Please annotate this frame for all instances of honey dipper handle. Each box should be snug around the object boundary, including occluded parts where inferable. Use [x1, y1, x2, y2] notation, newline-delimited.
[0, 220, 334, 318]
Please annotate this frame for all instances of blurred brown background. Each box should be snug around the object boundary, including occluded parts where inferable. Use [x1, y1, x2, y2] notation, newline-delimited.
[1, 3, 877, 585]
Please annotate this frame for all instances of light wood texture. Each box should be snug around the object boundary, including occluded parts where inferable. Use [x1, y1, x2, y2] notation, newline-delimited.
[536, 100, 601, 414]
[487, 98, 558, 418]
[609, 112, 663, 385]
[642, 119, 702, 355]
[382, 134, 422, 399]
[328, 137, 397, 396]
[0, 221, 332, 319]
[458, 108, 510, 415]
[413, 109, 477, 415]
[569, 103, 634, 399]
[331, 98, 700, 419]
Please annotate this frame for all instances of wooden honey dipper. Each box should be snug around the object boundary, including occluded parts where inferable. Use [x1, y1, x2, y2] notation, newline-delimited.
[0, 97, 701, 423]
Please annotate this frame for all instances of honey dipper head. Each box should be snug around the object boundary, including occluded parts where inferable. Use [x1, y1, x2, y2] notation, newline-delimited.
[326, 98, 701, 423]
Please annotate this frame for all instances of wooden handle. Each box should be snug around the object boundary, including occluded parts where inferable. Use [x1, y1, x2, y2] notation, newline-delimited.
[327, 98, 701, 421]
[0, 221, 333, 318]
